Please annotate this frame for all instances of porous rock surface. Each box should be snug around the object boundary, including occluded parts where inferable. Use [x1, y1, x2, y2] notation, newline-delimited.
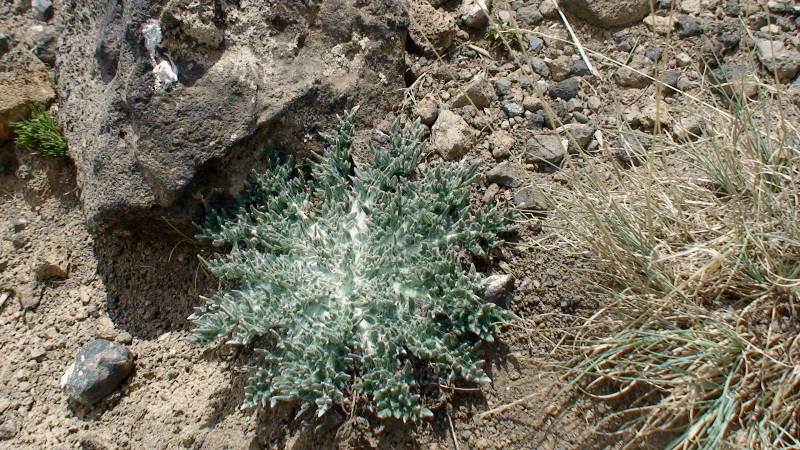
[408, 0, 458, 57]
[0, 48, 55, 142]
[58, 0, 408, 231]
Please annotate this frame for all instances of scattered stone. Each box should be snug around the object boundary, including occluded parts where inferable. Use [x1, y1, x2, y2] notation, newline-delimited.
[0, 419, 18, 440]
[524, 134, 565, 166]
[557, 123, 596, 152]
[548, 55, 573, 82]
[61, 339, 134, 404]
[614, 55, 653, 88]
[486, 161, 525, 187]
[643, 14, 675, 35]
[31, 0, 53, 22]
[513, 186, 550, 211]
[681, 0, 701, 14]
[462, 0, 493, 30]
[528, 36, 544, 53]
[547, 77, 580, 100]
[675, 52, 693, 67]
[767, 0, 791, 13]
[413, 96, 440, 126]
[501, 100, 525, 118]
[522, 95, 543, 112]
[755, 39, 800, 82]
[30, 347, 47, 360]
[117, 331, 134, 345]
[661, 69, 681, 95]
[483, 183, 500, 203]
[572, 59, 592, 77]
[0, 48, 56, 142]
[539, 0, 558, 19]
[11, 218, 28, 232]
[9, 233, 27, 249]
[640, 102, 674, 129]
[480, 274, 515, 307]
[95, 317, 118, 341]
[451, 75, 497, 109]
[490, 130, 515, 159]
[709, 20, 741, 52]
[34, 252, 69, 282]
[431, 110, 479, 160]
[558, 0, 653, 27]
[573, 112, 590, 124]
[673, 117, 705, 142]
[709, 64, 760, 99]
[587, 96, 602, 111]
[675, 14, 704, 37]
[529, 57, 550, 79]
[517, 5, 544, 26]
[17, 284, 41, 310]
[29, 24, 57, 67]
[408, 0, 458, 57]
[494, 77, 512, 96]
[616, 132, 651, 166]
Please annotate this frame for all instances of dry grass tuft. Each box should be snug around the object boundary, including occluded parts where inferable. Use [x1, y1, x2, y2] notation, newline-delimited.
[555, 87, 800, 448]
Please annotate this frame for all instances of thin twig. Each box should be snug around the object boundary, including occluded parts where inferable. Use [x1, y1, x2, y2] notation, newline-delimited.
[477, 384, 556, 420]
[551, 0, 600, 77]
[447, 412, 461, 450]
[466, 44, 493, 59]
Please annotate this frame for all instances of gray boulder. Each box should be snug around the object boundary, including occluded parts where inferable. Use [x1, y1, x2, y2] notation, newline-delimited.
[61, 339, 133, 404]
[57, 0, 407, 231]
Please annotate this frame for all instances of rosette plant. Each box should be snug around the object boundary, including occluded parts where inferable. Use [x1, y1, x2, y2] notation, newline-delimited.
[191, 107, 512, 421]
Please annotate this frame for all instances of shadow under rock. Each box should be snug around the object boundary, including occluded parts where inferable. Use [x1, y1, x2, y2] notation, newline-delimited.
[93, 232, 214, 340]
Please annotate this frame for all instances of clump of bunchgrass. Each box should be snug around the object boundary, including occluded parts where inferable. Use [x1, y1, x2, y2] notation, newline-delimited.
[11, 106, 68, 157]
[555, 85, 800, 449]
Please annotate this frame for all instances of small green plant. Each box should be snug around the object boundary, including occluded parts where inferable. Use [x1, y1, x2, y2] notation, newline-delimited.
[11, 106, 68, 157]
[485, 15, 526, 51]
[191, 108, 513, 421]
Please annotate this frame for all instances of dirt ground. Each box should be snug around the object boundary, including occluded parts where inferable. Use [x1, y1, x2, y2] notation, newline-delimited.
[0, 148, 612, 449]
[2, 0, 799, 448]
